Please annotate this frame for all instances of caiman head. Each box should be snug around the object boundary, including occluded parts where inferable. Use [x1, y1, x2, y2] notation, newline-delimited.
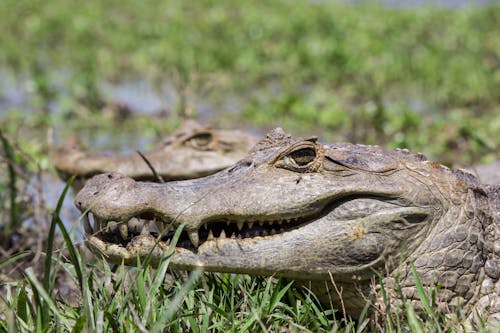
[75, 128, 498, 321]
[55, 120, 258, 189]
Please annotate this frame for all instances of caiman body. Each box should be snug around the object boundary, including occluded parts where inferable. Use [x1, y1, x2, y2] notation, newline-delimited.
[75, 128, 499, 326]
[55, 120, 257, 190]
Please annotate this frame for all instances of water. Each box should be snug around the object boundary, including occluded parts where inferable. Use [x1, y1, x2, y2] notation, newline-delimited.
[100, 79, 170, 116]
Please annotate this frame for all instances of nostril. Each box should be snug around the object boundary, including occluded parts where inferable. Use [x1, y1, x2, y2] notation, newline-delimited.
[227, 160, 253, 173]
[78, 201, 82, 206]
[93, 191, 99, 195]
[108, 174, 113, 179]
[241, 158, 253, 166]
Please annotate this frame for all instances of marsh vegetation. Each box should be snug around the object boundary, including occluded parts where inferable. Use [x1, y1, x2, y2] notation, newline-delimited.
[0, 0, 498, 331]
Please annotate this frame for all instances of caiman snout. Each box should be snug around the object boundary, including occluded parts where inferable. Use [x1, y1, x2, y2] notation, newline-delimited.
[75, 172, 134, 211]
[75, 171, 209, 248]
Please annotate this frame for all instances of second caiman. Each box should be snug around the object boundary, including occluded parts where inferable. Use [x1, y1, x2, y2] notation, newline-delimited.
[54, 120, 257, 190]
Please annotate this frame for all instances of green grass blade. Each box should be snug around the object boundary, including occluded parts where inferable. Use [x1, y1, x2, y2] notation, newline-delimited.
[405, 302, 424, 333]
[16, 284, 29, 323]
[269, 279, 293, 311]
[239, 311, 259, 332]
[104, 312, 120, 333]
[70, 315, 87, 333]
[137, 267, 147, 311]
[0, 250, 31, 269]
[25, 267, 70, 326]
[203, 302, 231, 320]
[149, 253, 171, 295]
[46, 175, 85, 294]
[0, 128, 18, 237]
[43, 175, 75, 293]
[355, 302, 370, 333]
[150, 268, 202, 333]
[410, 265, 432, 315]
[55, 213, 83, 292]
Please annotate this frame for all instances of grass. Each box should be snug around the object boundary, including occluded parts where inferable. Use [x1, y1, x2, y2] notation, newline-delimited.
[0, 0, 499, 332]
[0, 129, 18, 241]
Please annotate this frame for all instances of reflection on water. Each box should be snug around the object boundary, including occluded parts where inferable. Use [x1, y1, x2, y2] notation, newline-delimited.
[100, 80, 172, 116]
[0, 71, 31, 111]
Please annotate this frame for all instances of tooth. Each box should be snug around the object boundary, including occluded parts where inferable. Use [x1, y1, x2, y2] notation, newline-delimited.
[107, 221, 118, 233]
[188, 230, 199, 247]
[261, 230, 268, 236]
[237, 221, 244, 230]
[128, 218, 141, 233]
[278, 220, 283, 225]
[207, 230, 214, 241]
[119, 223, 128, 240]
[219, 230, 226, 239]
[149, 221, 159, 234]
[248, 222, 254, 229]
[271, 228, 276, 235]
[230, 232, 236, 239]
[140, 221, 150, 235]
[83, 214, 93, 234]
[280, 228, 285, 232]
[259, 221, 264, 226]
[203, 223, 208, 230]
[269, 221, 275, 225]
[226, 221, 230, 226]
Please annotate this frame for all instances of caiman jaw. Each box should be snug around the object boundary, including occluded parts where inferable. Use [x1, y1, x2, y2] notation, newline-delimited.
[83, 194, 430, 261]
[82, 206, 326, 251]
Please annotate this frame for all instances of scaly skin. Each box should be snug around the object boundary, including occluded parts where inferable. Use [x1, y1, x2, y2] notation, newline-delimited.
[75, 128, 499, 326]
[54, 120, 258, 190]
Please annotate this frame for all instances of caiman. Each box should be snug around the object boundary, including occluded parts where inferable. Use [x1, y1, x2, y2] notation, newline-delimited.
[54, 120, 257, 190]
[75, 128, 499, 326]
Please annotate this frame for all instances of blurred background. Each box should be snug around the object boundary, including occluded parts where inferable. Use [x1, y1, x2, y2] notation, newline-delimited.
[0, 0, 498, 240]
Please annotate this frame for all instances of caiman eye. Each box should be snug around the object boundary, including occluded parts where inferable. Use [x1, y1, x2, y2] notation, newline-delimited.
[282, 147, 317, 170]
[185, 132, 213, 150]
